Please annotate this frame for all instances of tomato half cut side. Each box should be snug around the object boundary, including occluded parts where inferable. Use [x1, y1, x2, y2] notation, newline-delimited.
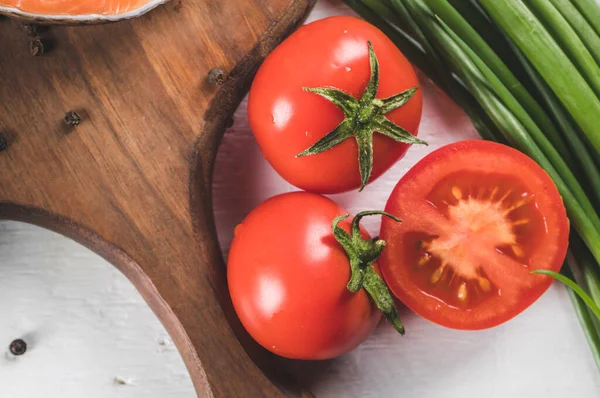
[380, 140, 569, 330]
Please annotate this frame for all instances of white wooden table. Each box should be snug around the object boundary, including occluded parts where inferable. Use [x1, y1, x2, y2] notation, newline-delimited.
[1, 2, 599, 397]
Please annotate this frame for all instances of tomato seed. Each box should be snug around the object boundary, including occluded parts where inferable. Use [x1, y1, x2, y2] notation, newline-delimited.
[431, 263, 446, 284]
[511, 244, 525, 258]
[478, 277, 491, 292]
[451, 186, 462, 200]
[457, 283, 468, 301]
[417, 255, 430, 267]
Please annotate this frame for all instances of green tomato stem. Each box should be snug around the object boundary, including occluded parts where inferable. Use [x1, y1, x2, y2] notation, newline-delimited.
[332, 210, 405, 335]
[297, 41, 425, 191]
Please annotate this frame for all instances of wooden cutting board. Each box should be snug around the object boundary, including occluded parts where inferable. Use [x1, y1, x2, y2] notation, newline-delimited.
[0, 1, 315, 396]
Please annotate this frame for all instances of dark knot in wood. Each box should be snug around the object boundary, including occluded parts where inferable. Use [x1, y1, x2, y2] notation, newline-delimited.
[0, 134, 8, 152]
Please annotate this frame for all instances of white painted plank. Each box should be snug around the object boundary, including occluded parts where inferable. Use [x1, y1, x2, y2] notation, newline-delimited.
[0, 221, 193, 398]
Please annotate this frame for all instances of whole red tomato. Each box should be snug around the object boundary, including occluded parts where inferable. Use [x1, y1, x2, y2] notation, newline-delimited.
[248, 16, 423, 193]
[227, 192, 403, 359]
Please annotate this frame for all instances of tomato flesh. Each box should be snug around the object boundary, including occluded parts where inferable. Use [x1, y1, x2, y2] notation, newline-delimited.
[380, 141, 569, 329]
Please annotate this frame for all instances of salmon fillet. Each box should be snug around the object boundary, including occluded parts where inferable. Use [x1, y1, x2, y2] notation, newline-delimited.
[1, 0, 152, 15]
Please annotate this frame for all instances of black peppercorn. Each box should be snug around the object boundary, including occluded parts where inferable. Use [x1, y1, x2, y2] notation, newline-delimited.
[30, 38, 44, 57]
[9, 339, 27, 356]
[64, 110, 82, 126]
[207, 67, 225, 85]
[22, 23, 45, 37]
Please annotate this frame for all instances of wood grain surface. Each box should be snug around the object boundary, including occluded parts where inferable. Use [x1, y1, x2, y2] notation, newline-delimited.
[0, 1, 315, 396]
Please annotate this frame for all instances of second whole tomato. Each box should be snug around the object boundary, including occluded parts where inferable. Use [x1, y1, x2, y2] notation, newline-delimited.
[227, 192, 403, 359]
[248, 16, 424, 193]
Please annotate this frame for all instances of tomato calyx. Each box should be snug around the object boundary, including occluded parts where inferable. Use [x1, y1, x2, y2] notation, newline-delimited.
[296, 41, 427, 191]
[333, 210, 406, 334]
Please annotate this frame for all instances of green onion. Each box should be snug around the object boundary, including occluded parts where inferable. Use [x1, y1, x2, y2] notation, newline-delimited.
[388, 0, 454, 91]
[571, 0, 600, 38]
[549, 0, 600, 67]
[563, 264, 600, 372]
[568, 234, 600, 370]
[507, 42, 600, 208]
[344, 1, 431, 73]
[571, 235, 600, 314]
[524, 0, 600, 99]
[566, 288, 600, 371]
[446, 0, 539, 94]
[426, 0, 575, 167]
[479, 0, 600, 158]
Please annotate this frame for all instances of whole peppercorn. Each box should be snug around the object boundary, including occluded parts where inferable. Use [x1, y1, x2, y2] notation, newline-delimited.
[64, 110, 82, 126]
[207, 68, 225, 86]
[9, 339, 27, 356]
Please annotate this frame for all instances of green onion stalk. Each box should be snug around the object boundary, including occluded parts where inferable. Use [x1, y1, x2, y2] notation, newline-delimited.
[343, 0, 600, 371]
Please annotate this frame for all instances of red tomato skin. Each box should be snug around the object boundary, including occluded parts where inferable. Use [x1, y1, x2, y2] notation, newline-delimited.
[248, 16, 423, 194]
[379, 140, 570, 330]
[227, 192, 381, 359]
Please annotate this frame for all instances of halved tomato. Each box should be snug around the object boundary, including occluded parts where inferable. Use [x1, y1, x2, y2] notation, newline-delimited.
[379, 140, 569, 330]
